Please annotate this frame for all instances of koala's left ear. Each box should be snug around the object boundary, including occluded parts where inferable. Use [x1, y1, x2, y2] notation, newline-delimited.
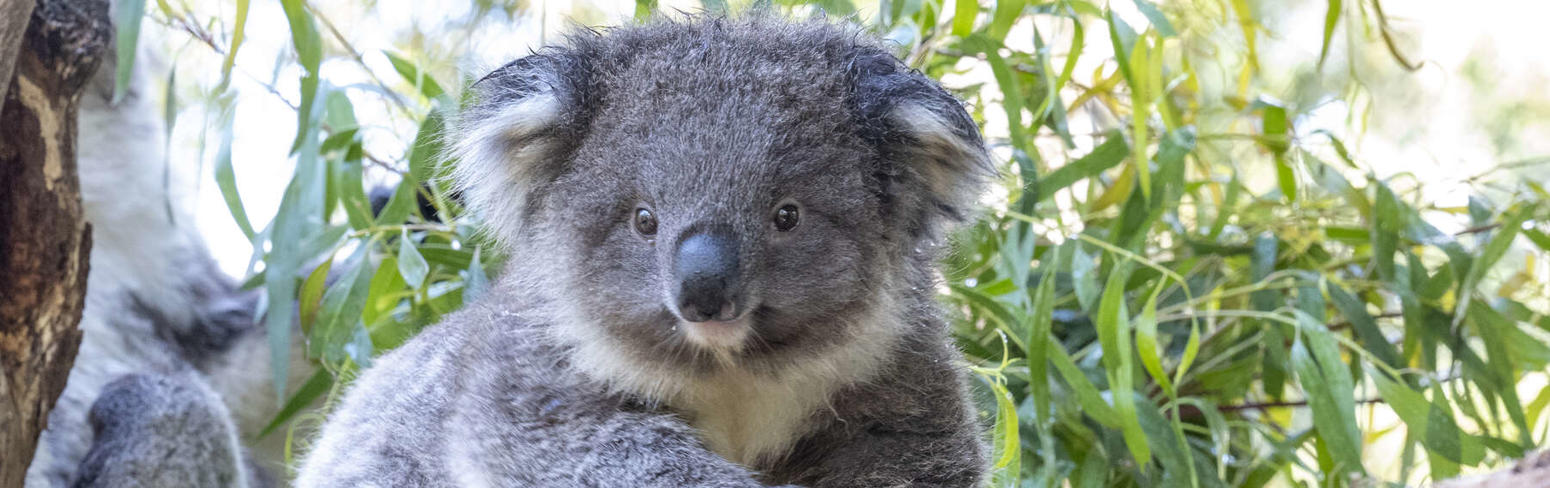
[447, 49, 594, 246]
[851, 51, 997, 239]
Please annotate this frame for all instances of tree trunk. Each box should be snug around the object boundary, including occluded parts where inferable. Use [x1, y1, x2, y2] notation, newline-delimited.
[1435, 450, 1550, 488]
[0, 0, 108, 485]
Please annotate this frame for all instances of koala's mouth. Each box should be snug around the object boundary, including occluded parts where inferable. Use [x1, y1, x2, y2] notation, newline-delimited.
[679, 315, 753, 352]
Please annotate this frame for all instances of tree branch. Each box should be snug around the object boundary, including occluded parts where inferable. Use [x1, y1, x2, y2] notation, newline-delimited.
[1218, 397, 1387, 413]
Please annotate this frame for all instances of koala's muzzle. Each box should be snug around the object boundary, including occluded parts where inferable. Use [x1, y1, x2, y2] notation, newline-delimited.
[673, 230, 741, 322]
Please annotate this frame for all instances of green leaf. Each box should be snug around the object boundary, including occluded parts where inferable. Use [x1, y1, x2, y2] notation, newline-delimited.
[1259, 103, 1295, 201]
[418, 246, 474, 269]
[1173, 397, 1231, 478]
[363, 255, 405, 327]
[398, 231, 430, 290]
[257, 369, 332, 438]
[1313, 129, 1359, 169]
[1106, 10, 1138, 87]
[1094, 261, 1149, 469]
[1027, 266, 1057, 368]
[324, 89, 358, 132]
[1317, 0, 1341, 69]
[1130, 0, 1176, 37]
[1468, 205, 1532, 287]
[1373, 181, 1403, 281]
[376, 174, 420, 225]
[1132, 392, 1200, 487]
[311, 245, 377, 364]
[1025, 253, 1059, 485]
[333, 145, 374, 230]
[1524, 228, 1550, 252]
[1095, 260, 1131, 372]
[1327, 283, 1402, 369]
[409, 112, 446, 182]
[112, 0, 147, 104]
[1467, 302, 1533, 444]
[952, 284, 1027, 352]
[1070, 244, 1100, 313]
[701, 0, 729, 15]
[298, 258, 333, 333]
[1037, 133, 1128, 203]
[1128, 35, 1155, 201]
[1046, 337, 1121, 428]
[951, 0, 976, 37]
[262, 95, 328, 398]
[384, 51, 447, 100]
[280, 0, 323, 153]
[1150, 127, 1194, 207]
[1453, 204, 1532, 327]
[218, 0, 251, 92]
[634, 0, 657, 20]
[1134, 282, 1172, 395]
[1250, 233, 1278, 311]
[987, 0, 1025, 41]
[1172, 312, 1201, 388]
[160, 62, 177, 224]
[212, 105, 260, 237]
[987, 379, 1021, 485]
[1370, 368, 1484, 465]
[1291, 310, 1364, 475]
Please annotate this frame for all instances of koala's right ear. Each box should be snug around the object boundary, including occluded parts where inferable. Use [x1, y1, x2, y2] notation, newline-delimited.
[449, 51, 592, 244]
[848, 49, 997, 242]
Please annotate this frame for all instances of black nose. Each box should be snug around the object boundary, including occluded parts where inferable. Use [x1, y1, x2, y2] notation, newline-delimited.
[674, 230, 740, 322]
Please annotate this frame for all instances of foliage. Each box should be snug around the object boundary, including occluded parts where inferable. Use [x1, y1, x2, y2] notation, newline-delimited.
[130, 0, 1550, 485]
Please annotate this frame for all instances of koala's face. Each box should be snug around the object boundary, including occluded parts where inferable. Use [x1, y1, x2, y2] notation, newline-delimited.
[453, 19, 992, 372]
[549, 74, 888, 362]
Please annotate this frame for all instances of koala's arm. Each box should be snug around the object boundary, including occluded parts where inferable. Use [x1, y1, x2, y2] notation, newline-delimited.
[293, 319, 467, 488]
[449, 391, 778, 487]
[298, 306, 773, 488]
[776, 337, 987, 488]
[70, 373, 253, 488]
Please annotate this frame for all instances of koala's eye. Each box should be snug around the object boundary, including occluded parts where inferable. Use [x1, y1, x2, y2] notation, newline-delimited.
[773, 204, 800, 232]
[634, 207, 658, 236]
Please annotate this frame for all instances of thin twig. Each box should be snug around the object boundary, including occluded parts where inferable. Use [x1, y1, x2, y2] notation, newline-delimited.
[163, 15, 412, 178]
[363, 151, 406, 176]
[1454, 223, 1501, 236]
[1218, 397, 1386, 412]
[304, 1, 415, 118]
[1369, 0, 1422, 71]
[1327, 311, 1403, 332]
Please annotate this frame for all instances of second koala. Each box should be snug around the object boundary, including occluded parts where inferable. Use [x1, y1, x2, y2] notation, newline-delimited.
[299, 17, 993, 487]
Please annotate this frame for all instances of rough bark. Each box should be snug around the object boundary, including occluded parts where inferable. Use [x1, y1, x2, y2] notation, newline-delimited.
[0, 0, 108, 485]
[1435, 450, 1550, 488]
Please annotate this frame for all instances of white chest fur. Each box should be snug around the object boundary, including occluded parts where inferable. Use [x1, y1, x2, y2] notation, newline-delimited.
[672, 369, 831, 467]
[553, 292, 904, 468]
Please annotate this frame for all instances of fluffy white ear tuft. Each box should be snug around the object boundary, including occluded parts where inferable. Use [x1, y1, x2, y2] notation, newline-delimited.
[850, 49, 997, 240]
[889, 102, 996, 219]
[448, 90, 565, 245]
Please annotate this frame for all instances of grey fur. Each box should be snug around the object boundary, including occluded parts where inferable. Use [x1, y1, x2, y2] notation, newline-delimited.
[300, 16, 992, 487]
[70, 373, 251, 488]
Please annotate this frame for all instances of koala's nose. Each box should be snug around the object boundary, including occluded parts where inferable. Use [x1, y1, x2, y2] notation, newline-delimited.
[673, 230, 741, 322]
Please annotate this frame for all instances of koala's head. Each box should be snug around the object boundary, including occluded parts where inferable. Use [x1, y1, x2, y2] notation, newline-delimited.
[452, 18, 992, 375]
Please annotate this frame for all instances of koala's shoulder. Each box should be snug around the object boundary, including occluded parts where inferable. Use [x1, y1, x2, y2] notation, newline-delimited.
[297, 303, 509, 484]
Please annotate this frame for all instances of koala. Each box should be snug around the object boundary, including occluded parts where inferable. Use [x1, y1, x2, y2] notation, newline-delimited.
[24, 31, 306, 488]
[297, 16, 994, 487]
[69, 373, 253, 488]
